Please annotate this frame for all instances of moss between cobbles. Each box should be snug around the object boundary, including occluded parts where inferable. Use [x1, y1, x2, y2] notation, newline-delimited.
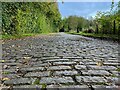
[2, 71, 10, 74]
[33, 78, 47, 89]
[41, 84, 47, 90]
[33, 79, 40, 85]
[111, 74, 117, 77]
[116, 68, 120, 71]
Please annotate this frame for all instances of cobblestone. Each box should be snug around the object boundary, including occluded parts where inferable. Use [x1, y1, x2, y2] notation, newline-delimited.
[76, 76, 107, 84]
[47, 85, 91, 90]
[48, 66, 71, 71]
[4, 78, 32, 85]
[53, 61, 76, 65]
[2, 33, 119, 88]
[88, 65, 117, 70]
[81, 70, 111, 76]
[53, 70, 78, 76]
[75, 65, 87, 70]
[21, 67, 44, 72]
[45, 59, 69, 62]
[40, 77, 74, 84]
[25, 71, 50, 77]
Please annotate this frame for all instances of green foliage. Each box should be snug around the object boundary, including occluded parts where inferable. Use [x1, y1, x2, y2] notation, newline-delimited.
[67, 16, 78, 30]
[65, 1, 120, 37]
[63, 16, 88, 32]
[66, 3, 120, 38]
[2, 2, 61, 36]
[94, 1, 120, 35]
[16, 9, 53, 34]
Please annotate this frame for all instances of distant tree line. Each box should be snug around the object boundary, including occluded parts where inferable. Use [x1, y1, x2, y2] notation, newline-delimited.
[2, 2, 120, 37]
[61, 16, 90, 33]
[62, 1, 120, 36]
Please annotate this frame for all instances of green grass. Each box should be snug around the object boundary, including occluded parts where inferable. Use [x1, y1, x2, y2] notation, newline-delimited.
[2, 33, 36, 40]
[2, 33, 57, 40]
[67, 32, 119, 41]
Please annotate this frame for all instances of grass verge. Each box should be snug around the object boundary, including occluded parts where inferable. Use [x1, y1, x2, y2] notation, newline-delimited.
[2, 33, 57, 40]
[67, 32, 119, 41]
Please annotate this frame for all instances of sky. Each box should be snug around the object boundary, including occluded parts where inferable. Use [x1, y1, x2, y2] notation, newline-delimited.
[58, 2, 114, 19]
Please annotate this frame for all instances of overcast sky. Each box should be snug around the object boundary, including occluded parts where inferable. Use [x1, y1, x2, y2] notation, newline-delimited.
[58, 2, 114, 19]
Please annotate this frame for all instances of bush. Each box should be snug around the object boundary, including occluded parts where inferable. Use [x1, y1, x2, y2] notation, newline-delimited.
[2, 2, 61, 36]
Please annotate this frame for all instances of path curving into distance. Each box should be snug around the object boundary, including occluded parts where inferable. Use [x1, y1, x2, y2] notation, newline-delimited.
[2, 33, 119, 89]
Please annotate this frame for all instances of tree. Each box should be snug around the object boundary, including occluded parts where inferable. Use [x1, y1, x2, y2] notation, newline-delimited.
[65, 16, 88, 32]
[2, 2, 61, 35]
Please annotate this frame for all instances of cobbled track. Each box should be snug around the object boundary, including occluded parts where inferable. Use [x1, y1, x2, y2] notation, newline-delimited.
[2, 33, 120, 90]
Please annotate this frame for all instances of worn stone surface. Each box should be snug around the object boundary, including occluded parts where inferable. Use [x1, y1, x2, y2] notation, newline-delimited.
[88, 65, 117, 70]
[81, 70, 111, 76]
[111, 71, 120, 76]
[21, 67, 44, 72]
[40, 77, 74, 84]
[2, 33, 118, 88]
[3, 74, 20, 79]
[75, 65, 87, 70]
[105, 77, 119, 85]
[13, 85, 42, 88]
[53, 62, 76, 65]
[53, 70, 78, 76]
[92, 85, 119, 90]
[47, 85, 91, 90]
[76, 76, 107, 84]
[25, 71, 50, 77]
[45, 59, 69, 62]
[48, 66, 71, 71]
[4, 78, 32, 85]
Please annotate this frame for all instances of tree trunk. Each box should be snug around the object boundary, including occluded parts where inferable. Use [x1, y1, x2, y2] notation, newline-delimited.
[76, 26, 78, 33]
[113, 20, 116, 34]
[77, 28, 79, 33]
[118, 23, 120, 41]
[95, 24, 98, 34]
[102, 25, 105, 34]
